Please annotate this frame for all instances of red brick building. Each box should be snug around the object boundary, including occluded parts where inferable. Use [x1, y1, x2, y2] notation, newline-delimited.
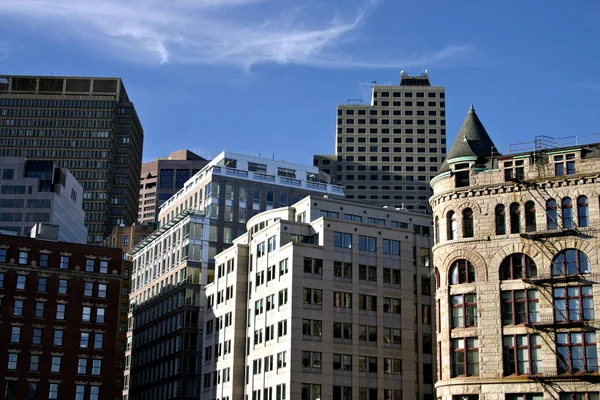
[0, 234, 130, 399]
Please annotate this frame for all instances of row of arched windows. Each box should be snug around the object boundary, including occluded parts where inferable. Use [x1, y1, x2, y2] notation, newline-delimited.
[435, 196, 590, 243]
[438, 249, 590, 287]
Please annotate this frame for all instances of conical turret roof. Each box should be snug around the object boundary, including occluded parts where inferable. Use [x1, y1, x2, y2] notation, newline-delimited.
[438, 105, 498, 173]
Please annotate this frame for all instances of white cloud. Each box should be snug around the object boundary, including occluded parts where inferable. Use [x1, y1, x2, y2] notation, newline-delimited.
[0, 0, 477, 69]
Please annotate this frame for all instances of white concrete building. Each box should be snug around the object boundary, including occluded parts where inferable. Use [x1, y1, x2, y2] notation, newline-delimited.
[203, 196, 434, 400]
[0, 157, 87, 243]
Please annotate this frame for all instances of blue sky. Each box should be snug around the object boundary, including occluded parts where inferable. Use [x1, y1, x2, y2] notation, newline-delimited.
[1, 0, 599, 164]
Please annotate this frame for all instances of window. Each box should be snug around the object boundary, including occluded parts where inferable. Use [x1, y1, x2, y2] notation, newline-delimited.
[59, 255, 69, 269]
[279, 258, 288, 276]
[554, 286, 594, 322]
[96, 307, 106, 323]
[333, 261, 352, 279]
[558, 394, 599, 400]
[100, 260, 108, 273]
[277, 351, 287, 369]
[58, 279, 68, 294]
[333, 354, 352, 371]
[383, 297, 401, 314]
[358, 294, 377, 311]
[19, 251, 28, 264]
[49, 384, 59, 399]
[301, 384, 321, 400]
[578, 196, 589, 227]
[503, 334, 541, 375]
[302, 351, 322, 369]
[54, 329, 64, 346]
[334, 231, 352, 248]
[303, 257, 323, 275]
[383, 239, 401, 255]
[82, 306, 92, 322]
[303, 288, 322, 305]
[333, 292, 352, 309]
[32, 328, 42, 344]
[10, 326, 21, 342]
[383, 358, 402, 375]
[546, 199, 558, 230]
[451, 294, 477, 328]
[450, 259, 475, 284]
[76, 385, 85, 400]
[333, 386, 352, 400]
[383, 268, 401, 284]
[35, 301, 45, 318]
[16, 274, 26, 289]
[359, 325, 377, 342]
[333, 322, 352, 340]
[383, 327, 402, 345]
[452, 337, 479, 377]
[80, 332, 90, 348]
[4, 381, 16, 398]
[359, 265, 377, 282]
[358, 235, 377, 252]
[502, 289, 539, 325]
[500, 253, 537, 280]
[92, 359, 102, 375]
[276, 384, 286, 400]
[552, 249, 590, 276]
[14, 299, 24, 316]
[358, 356, 378, 373]
[90, 386, 99, 400]
[525, 201, 536, 232]
[56, 304, 66, 320]
[29, 354, 40, 372]
[98, 283, 107, 298]
[510, 203, 521, 233]
[39, 253, 49, 267]
[302, 319, 322, 337]
[0, 249, 5, 262]
[84, 282, 93, 296]
[51, 356, 62, 372]
[267, 236, 277, 252]
[562, 197, 573, 228]
[554, 153, 576, 176]
[37, 277, 48, 292]
[123, 235, 130, 246]
[86, 259, 95, 272]
[462, 208, 474, 237]
[557, 332, 597, 374]
[94, 333, 104, 349]
[447, 211, 457, 240]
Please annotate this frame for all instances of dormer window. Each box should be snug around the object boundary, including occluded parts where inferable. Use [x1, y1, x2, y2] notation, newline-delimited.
[504, 160, 525, 182]
[454, 163, 470, 188]
[554, 154, 575, 176]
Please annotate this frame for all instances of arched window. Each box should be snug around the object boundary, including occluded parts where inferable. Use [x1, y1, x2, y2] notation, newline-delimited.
[447, 211, 457, 240]
[552, 249, 590, 276]
[435, 216, 440, 244]
[562, 197, 573, 228]
[463, 208, 474, 238]
[450, 260, 476, 284]
[500, 253, 537, 280]
[546, 199, 558, 230]
[510, 203, 521, 234]
[525, 201, 536, 232]
[577, 196, 589, 227]
[495, 204, 506, 235]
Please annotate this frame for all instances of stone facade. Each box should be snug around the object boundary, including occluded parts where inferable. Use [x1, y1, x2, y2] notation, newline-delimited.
[431, 125, 600, 400]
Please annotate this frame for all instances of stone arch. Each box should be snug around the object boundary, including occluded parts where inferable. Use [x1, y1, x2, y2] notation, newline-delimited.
[489, 242, 544, 281]
[455, 200, 482, 214]
[441, 247, 488, 284]
[550, 238, 598, 270]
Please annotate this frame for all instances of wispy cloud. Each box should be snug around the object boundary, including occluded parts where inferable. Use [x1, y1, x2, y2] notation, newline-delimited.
[0, 0, 477, 69]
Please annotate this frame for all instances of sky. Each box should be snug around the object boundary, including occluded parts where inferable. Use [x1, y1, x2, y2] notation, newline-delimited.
[1, 0, 599, 164]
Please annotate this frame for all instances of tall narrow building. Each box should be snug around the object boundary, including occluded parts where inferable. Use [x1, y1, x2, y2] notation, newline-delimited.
[0, 75, 144, 244]
[314, 71, 446, 213]
[430, 106, 600, 400]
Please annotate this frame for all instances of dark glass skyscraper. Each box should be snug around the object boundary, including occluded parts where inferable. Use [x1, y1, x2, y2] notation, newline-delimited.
[0, 75, 144, 243]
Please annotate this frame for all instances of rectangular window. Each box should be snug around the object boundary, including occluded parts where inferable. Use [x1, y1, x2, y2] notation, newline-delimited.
[333, 354, 352, 371]
[29, 355, 40, 372]
[97, 283, 107, 298]
[53, 330, 64, 346]
[554, 286, 594, 322]
[303, 257, 323, 275]
[35, 301, 45, 318]
[359, 265, 377, 282]
[37, 277, 48, 292]
[80, 332, 90, 348]
[7, 353, 18, 370]
[302, 351, 322, 369]
[302, 319, 322, 337]
[84, 282, 93, 296]
[16, 274, 26, 289]
[60, 255, 69, 269]
[333, 232, 352, 248]
[451, 294, 477, 328]
[39, 253, 49, 267]
[32, 328, 42, 344]
[56, 304, 66, 320]
[58, 279, 68, 294]
[92, 359, 102, 375]
[383, 327, 402, 345]
[82, 306, 92, 322]
[358, 325, 377, 342]
[14, 299, 24, 316]
[51, 356, 62, 372]
[301, 384, 321, 400]
[503, 334, 541, 375]
[303, 288, 323, 305]
[452, 337, 479, 377]
[358, 235, 377, 252]
[10, 326, 21, 342]
[49, 384, 59, 399]
[333, 322, 352, 340]
[358, 294, 377, 311]
[501, 290, 539, 325]
[86, 259, 95, 272]
[19, 251, 28, 264]
[383, 358, 402, 375]
[99, 260, 108, 273]
[333, 261, 352, 279]
[557, 331, 597, 374]
[358, 356, 378, 373]
[383, 239, 401, 255]
[96, 308, 105, 323]
[333, 292, 352, 308]
[383, 297, 401, 314]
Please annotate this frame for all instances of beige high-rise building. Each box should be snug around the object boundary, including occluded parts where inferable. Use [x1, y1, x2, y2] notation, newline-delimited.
[314, 71, 446, 213]
[202, 196, 435, 400]
[430, 106, 600, 400]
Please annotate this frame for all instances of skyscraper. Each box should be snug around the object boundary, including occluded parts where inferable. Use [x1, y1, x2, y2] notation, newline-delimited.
[430, 106, 600, 400]
[314, 71, 446, 213]
[0, 75, 144, 243]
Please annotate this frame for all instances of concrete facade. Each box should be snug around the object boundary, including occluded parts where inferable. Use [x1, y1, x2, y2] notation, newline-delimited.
[202, 196, 435, 400]
[138, 150, 209, 224]
[0, 75, 144, 244]
[314, 72, 447, 213]
[102, 223, 157, 253]
[430, 107, 600, 400]
[0, 157, 87, 243]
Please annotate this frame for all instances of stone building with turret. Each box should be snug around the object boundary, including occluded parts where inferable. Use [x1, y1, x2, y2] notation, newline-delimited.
[430, 105, 600, 400]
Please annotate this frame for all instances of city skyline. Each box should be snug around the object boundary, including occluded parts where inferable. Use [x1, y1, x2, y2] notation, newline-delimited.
[1, 1, 599, 166]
